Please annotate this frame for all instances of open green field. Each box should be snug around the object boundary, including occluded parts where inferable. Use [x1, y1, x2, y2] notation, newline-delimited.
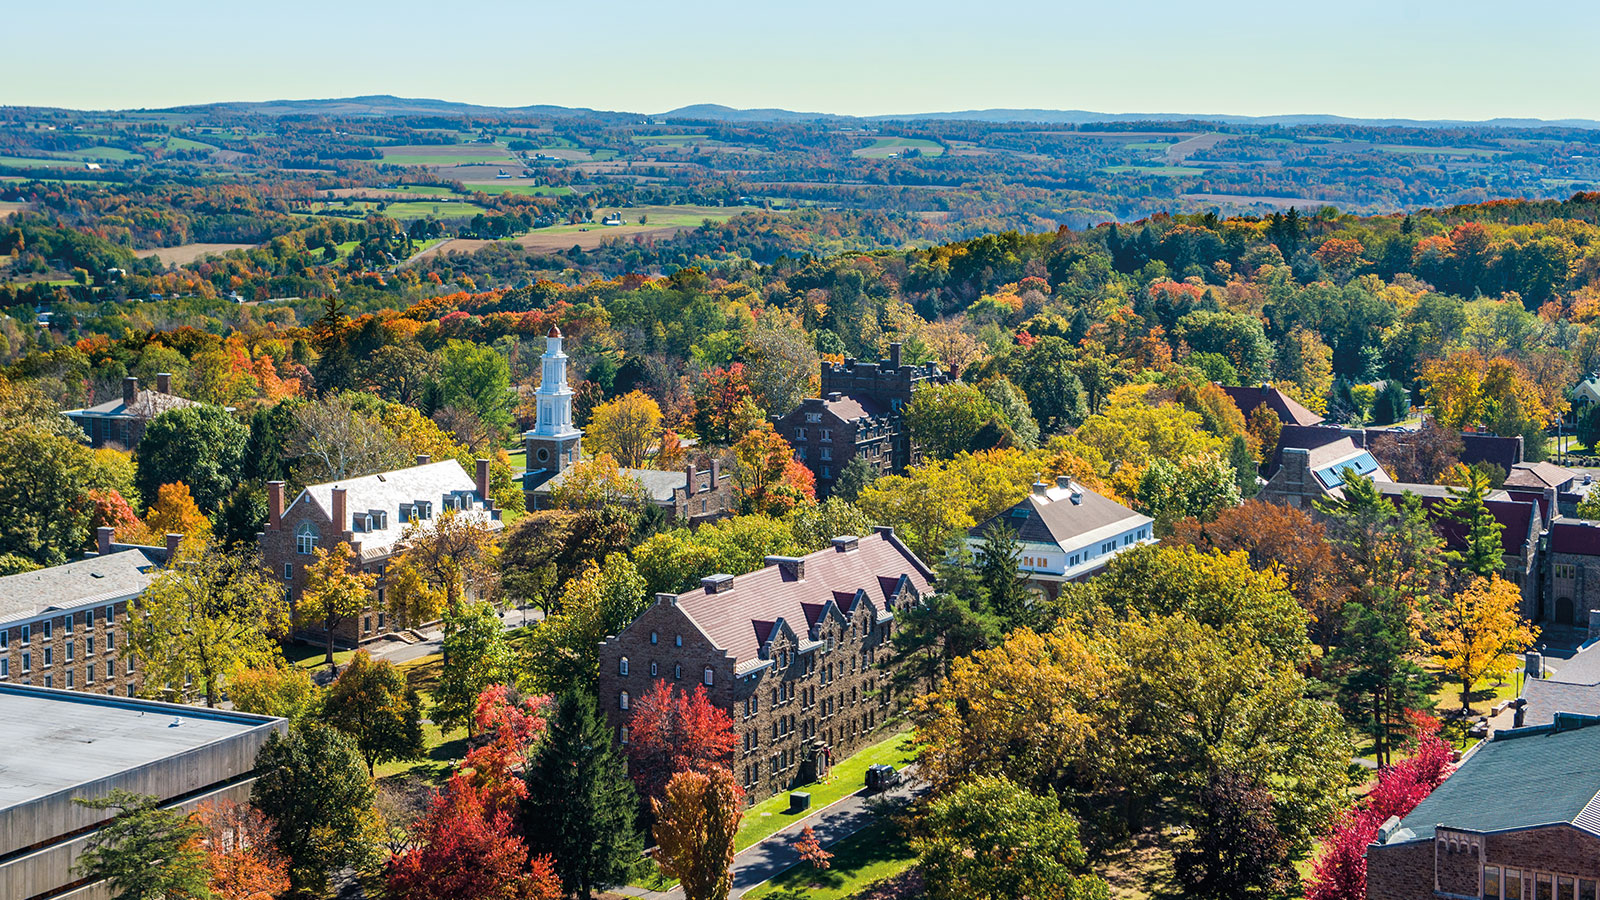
[309, 199, 493, 219]
[745, 822, 916, 900]
[55, 146, 144, 162]
[630, 133, 709, 145]
[1103, 165, 1205, 177]
[381, 185, 459, 197]
[0, 155, 84, 168]
[463, 183, 575, 196]
[146, 136, 219, 152]
[1124, 141, 1181, 150]
[854, 137, 944, 159]
[734, 732, 915, 851]
[1376, 144, 1505, 157]
[381, 143, 516, 166]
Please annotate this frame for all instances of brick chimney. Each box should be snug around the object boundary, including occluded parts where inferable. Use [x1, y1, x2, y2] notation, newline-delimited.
[164, 532, 182, 560]
[97, 526, 114, 556]
[416, 453, 431, 466]
[711, 458, 721, 484]
[889, 342, 902, 369]
[475, 459, 490, 501]
[122, 376, 138, 408]
[267, 481, 284, 530]
[685, 462, 698, 494]
[332, 487, 348, 533]
[155, 372, 171, 394]
[765, 555, 805, 581]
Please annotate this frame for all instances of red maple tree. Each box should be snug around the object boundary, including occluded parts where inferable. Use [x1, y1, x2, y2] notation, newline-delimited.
[461, 685, 551, 819]
[387, 775, 561, 900]
[1306, 715, 1454, 900]
[627, 682, 740, 804]
[793, 826, 832, 871]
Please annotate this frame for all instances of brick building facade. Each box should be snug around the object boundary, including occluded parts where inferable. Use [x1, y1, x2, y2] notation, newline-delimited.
[260, 457, 501, 647]
[1367, 718, 1600, 900]
[775, 343, 948, 497]
[596, 529, 934, 804]
[0, 529, 174, 698]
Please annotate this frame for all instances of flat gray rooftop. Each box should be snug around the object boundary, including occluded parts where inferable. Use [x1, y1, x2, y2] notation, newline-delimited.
[0, 686, 275, 809]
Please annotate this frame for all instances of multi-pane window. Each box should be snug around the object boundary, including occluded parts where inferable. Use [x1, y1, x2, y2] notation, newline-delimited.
[619, 657, 629, 676]
[296, 522, 318, 555]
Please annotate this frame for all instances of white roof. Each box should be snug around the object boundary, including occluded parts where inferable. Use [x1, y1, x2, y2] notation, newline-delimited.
[289, 460, 499, 557]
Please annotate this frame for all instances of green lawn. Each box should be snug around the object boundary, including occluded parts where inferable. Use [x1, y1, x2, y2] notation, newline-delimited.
[744, 821, 916, 900]
[1102, 165, 1205, 176]
[285, 641, 359, 672]
[505, 449, 526, 470]
[854, 137, 944, 159]
[734, 731, 915, 851]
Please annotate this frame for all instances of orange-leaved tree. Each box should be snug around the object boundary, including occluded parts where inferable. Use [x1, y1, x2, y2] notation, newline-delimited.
[653, 768, 743, 900]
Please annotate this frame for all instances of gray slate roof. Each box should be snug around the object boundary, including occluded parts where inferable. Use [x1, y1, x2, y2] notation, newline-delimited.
[1519, 641, 1600, 727]
[64, 389, 198, 420]
[970, 478, 1150, 550]
[1387, 720, 1600, 844]
[0, 550, 160, 623]
[529, 465, 686, 503]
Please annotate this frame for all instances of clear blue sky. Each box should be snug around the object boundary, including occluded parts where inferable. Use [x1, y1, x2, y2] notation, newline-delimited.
[7, 0, 1598, 120]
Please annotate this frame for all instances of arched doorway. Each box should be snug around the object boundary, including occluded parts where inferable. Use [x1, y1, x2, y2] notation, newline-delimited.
[1557, 596, 1575, 626]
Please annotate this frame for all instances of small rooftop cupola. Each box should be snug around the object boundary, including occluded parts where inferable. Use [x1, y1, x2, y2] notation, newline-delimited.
[702, 573, 735, 594]
[766, 555, 806, 581]
[826, 391, 843, 402]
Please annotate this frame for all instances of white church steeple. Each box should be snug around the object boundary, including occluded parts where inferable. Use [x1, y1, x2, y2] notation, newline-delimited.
[530, 324, 579, 439]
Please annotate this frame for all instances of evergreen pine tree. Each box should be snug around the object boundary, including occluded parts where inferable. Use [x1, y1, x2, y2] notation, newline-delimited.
[1228, 434, 1260, 499]
[523, 690, 643, 900]
[1442, 468, 1504, 578]
[975, 523, 1033, 630]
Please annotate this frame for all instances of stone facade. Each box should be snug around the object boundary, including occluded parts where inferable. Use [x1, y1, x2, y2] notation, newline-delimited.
[63, 374, 197, 450]
[774, 396, 897, 496]
[778, 343, 948, 497]
[596, 530, 932, 804]
[1368, 824, 1600, 900]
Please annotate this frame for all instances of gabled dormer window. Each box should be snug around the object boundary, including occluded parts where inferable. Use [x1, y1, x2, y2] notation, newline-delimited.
[399, 503, 413, 521]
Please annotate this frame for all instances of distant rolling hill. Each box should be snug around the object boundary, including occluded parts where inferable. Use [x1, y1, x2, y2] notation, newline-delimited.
[114, 95, 1600, 130]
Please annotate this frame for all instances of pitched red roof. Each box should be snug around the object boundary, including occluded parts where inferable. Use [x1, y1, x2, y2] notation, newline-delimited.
[1221, 384, 1325, 428]
[672, 530, 934, 665]
[1551, 519, 1600, 556]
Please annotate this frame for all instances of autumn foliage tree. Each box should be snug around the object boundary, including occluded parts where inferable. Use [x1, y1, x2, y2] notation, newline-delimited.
[1428, 575, 1538, 714]
[652, 768, 744, 900]
[1306, 717, 1454, 900]
[387, 775, 562, 900]
[732, 425, 815, 516]
[586, 390, 664, 467]
[194, 800, 291, 900]
[463, 685, 551, 818]
[298, 542, 379, 670]
[626, 682, 740, 806]
[322, 650, 426, 775]
[793, 826, 831, 870]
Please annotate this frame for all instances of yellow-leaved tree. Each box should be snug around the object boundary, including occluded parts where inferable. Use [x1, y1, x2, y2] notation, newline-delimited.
[297, 543, 378, 671]
[1429, 575, 1538, 714]
[585, 390, 663, 468]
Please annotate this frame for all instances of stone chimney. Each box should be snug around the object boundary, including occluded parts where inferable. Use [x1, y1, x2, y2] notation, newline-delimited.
[832, 535, 860, 553]
[711, 458, 721, 484]
[122, 376, 138, 408]
[475, 458, 490, 501]
[156, 372, 171, 394]
[332, 487, 348, 533]
[685, 462, 698, 495]
[1056, 475, 1072, 490]
[97, 526, 114, 556]
[889, 342, 902, 369]
[702, 573, 735, 594]
[267, 481, 284, 530]
[416, 453, 431, 466]
[164, 532, 182, 560]
[766, 555, 806, 581]
[656, 591, 680, 607]
[1032, 479, 1050, 499]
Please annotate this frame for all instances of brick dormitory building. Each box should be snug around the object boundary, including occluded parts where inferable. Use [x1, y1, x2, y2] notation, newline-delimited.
[597, 528, 934, 804]
[259, 456, 503, 647]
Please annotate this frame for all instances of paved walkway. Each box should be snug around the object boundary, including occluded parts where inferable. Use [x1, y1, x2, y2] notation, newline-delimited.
[615, 772, 925, 900]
